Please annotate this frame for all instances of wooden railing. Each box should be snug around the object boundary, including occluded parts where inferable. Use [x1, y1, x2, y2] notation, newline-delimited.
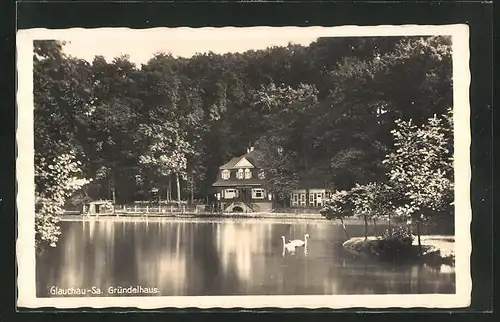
[114, 204, 210, 214]
[72, 204, 218, 216]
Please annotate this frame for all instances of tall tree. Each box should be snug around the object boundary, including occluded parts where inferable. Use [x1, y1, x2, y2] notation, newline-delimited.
[78, 55, 144, 202]
[383, 109, 454, 253]
[36, 35, 453, 213]
[252, 82, 319, 204]
[136, 54, 196, 203]
[34, 40, 92, 249]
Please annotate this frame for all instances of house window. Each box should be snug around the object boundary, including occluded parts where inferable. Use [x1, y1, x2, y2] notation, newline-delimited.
[224, 189, 237, 199]
[317, 193, 323, 207]
[244, 168, 252, 179]
[258, 169, 265, 180]
[221, 170, 230, 180]
[309, 193, 314, 204]
[300, 194, 306, 206]
[252, 188, 265, 199]
[292, 193, 298, 206]
[236, 169, 244, 179]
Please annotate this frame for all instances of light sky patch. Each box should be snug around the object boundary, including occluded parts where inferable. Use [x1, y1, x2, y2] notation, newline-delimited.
[60, 27, 323, 66]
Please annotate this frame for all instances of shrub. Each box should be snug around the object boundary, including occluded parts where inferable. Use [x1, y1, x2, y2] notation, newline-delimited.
[35, 151, 91, 249]
[320, 190, 355, 238]
[320, 190, 354, 219]
[375, 226, 414, 258]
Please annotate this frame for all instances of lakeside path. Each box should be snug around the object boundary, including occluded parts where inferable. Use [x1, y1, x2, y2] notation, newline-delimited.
[60, 212, 376, 224]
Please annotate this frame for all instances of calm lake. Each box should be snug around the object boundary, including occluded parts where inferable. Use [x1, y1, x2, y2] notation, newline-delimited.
[36, 217, 455, 297]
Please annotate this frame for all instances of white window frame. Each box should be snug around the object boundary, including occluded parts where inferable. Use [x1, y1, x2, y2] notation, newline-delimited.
[252, 188, 265, 199]
[258, 169, 265, 180]
[300, 193, 306, 206]
[317, 193, 323, 207]
[244, 168, 252, 179]
[236, 169, 244, 179]
[221, 170, 230, 180]
[224, 189, 237, 199]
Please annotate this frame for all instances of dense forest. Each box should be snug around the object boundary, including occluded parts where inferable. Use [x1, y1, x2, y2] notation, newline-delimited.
[34, 36, 452, 202]
[33, 36, 453, 247]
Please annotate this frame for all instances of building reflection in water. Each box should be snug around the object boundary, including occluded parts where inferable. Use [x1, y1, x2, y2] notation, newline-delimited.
[36, 218, 456, 297]
[215, 221, 270, 285]
[134, 221, 188, 295]
[49, 218, 117, 291]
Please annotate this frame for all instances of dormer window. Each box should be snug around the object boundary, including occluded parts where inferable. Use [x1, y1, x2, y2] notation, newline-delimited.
[244, 168, 252, 179]
[221, 170, 230, 180]
[236, 169, 244, 179]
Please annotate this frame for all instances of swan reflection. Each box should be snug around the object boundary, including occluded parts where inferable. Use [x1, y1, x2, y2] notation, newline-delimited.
[36, 219, 456, 297]
[281, 236, 297, 256]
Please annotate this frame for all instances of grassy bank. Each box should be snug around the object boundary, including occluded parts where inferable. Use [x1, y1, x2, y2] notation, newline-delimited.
[342, 235, 455, 266]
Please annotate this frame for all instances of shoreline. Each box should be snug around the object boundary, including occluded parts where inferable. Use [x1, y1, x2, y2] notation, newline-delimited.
[59, 212, 378, 223]
[61, 212, 328, 220]
[60, 212, 413, 224]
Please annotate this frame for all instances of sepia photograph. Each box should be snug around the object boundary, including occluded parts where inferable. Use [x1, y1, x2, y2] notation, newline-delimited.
[16, 25, 471, 309]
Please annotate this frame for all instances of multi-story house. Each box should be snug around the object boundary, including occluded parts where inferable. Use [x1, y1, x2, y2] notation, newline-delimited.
[212, 147, 273, 213]
[213, 148, 332, 213]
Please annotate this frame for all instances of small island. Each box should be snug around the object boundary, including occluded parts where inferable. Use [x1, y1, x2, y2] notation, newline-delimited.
[343, 234, 455, 266]
[318, 106, 454, 268]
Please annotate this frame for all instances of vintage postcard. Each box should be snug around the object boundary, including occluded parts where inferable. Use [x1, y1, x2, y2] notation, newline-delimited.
[17, 25, 471, 309]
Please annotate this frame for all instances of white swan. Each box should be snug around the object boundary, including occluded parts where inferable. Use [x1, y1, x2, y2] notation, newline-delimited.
[281, 236, 297, 253]
[289, 234, 310, 248]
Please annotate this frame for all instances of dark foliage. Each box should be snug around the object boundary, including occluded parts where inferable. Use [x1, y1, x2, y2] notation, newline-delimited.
[375, 226, 414, 258]
[35, 36, 452, 205]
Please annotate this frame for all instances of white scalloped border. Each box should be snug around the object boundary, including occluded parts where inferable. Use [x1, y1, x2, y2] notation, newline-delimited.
[16, 25, 471, 309]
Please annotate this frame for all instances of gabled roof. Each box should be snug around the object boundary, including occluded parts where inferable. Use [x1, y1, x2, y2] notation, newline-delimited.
[219, 157, 241, 170]
[219, 149, 264, 170]
[234, 157, 254, 168]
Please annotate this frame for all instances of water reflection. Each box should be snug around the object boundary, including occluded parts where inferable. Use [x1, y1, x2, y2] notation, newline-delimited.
[36, 218, 455, 297]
